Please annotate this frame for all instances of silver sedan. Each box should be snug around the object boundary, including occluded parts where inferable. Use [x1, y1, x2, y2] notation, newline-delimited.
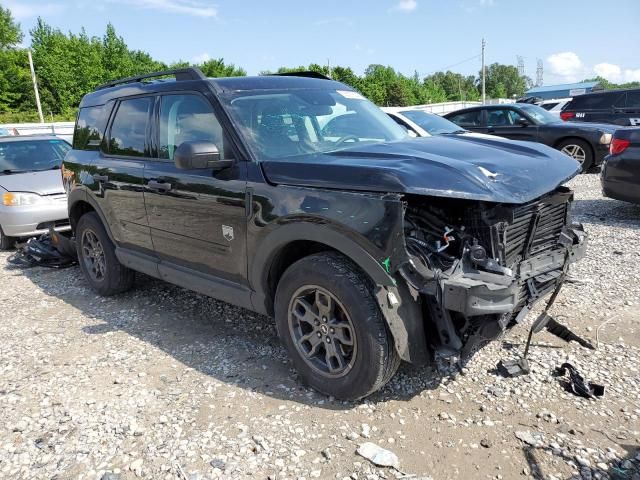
[0, 135, 71, 249]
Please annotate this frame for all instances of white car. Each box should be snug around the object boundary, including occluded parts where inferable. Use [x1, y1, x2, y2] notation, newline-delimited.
[382, 107, 498, 139]
[538, 98, 572, 119]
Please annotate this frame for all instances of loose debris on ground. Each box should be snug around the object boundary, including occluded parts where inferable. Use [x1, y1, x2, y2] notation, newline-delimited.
[0, 174, 639, 480]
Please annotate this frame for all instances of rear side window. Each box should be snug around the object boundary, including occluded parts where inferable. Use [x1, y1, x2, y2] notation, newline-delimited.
[73, 105, 109, 150]
[448, 110, 482, 127]
[108, 97, 153, 157]
[568, 92, 622, 110]
[541, 102, 558, 111]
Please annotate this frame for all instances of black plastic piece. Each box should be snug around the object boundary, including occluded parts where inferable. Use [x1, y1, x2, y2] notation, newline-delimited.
[554, 363, 604, 399]
[272, 71, 332, 80]
[95, 67, 207, 91]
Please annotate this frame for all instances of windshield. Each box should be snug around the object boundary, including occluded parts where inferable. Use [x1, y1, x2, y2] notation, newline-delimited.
[518, 103, 560, 124]
[223, 88, 407, 160]
[0, 139, 70, 174]
[400, 110, 466, 135]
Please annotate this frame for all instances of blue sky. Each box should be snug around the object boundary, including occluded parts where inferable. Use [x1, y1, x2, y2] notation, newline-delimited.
[6, 0, 640, 85]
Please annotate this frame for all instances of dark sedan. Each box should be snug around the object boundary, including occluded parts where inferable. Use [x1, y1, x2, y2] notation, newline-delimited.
[445, 103, 616, 172]
[601, 128, 640, 204]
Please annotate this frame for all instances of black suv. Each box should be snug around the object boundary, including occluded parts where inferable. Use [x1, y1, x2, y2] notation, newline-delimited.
[560, 88, 640, 126]
[63, 68, 587, 400]
[445, 103, 616, 171]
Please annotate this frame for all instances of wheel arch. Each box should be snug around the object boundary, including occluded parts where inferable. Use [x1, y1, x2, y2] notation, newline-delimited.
[250, 223, 396, 317]
[68, 189, 116, 243]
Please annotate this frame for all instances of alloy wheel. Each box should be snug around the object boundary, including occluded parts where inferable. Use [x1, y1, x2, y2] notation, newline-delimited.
[288, 286, 357, 378]
[81, 229, 106, 281]
[560, 144, 586, 164]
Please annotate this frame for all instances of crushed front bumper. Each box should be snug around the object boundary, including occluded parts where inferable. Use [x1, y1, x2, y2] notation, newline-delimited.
[441, 224, 587, 318]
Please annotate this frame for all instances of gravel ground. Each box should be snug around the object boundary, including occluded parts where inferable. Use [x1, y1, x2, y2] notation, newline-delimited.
[1, 174, 639, 480]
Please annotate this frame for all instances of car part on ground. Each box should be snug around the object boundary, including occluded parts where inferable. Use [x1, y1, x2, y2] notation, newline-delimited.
[0, 136, 71, 247]
[554, 362, 605, 399]
[7, 228, 77, 268]
[64, 68, 588, 399]
[444, 103, 615, 172]
[601, 128, 640, 205]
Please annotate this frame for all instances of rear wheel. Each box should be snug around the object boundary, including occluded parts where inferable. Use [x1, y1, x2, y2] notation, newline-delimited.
[557, 138, 593, 172]
[76, 212, 134, 296]
[274, 252, 400, 400]
[0, 225, 15, 250]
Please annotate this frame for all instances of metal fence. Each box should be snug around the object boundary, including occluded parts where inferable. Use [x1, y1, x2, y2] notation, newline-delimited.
[0, 122, 74, 144]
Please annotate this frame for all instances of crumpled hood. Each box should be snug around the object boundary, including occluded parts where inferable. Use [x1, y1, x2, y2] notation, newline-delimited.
[261, 136, 581, 204]
[0, 169, 65, 196]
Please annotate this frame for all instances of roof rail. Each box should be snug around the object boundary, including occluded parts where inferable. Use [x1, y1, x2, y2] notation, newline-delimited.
[272, 71, 332, 80]
[95, 67, 207, 91]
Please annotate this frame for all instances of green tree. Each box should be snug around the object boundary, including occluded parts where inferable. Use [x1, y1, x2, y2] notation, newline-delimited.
[480, 63, 527, 98]
[424, 71, 479, 101]
[199, 58, 245, 77]
[0, 4, 22, 49]
[582, 76, 640, 90]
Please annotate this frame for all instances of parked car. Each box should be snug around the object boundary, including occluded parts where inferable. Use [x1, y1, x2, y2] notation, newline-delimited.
[382, 107, 496, 139]
[601, 128, 640, 204]
[560, 88, 640, 126]
[0, 127, 19, 136]
[0, 135, 71, 249]
[64, 68, 587, 400]
[539, 98, 572, 119]
[444, 103, 615, 171]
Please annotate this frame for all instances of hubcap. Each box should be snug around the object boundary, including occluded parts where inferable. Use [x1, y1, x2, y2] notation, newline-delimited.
[288, 286, 357, 378]
[81, 229, 106, 281]
[560, 144, 586, 164]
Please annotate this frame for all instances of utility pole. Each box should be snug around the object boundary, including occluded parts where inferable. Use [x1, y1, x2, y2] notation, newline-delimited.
[481, 38, 486, 104]
[27, 50, 44, 123]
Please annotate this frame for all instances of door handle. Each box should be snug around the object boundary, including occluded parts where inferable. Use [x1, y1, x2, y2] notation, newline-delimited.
[147, 179, 172, 192]
[92, 174, 108, 182]
[487, 129, 496, 133]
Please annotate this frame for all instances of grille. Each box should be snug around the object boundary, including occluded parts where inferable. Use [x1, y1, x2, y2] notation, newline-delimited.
[503, 199, 568, 267]
[36, 219, 70, 230]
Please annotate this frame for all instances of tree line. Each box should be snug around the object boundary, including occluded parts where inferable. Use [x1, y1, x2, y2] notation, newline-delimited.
[1, 5, 638, 123]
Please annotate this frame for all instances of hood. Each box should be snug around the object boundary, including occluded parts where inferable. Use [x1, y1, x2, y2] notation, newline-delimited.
[0, 169, 65, 196]
[261, 136, 581, 204]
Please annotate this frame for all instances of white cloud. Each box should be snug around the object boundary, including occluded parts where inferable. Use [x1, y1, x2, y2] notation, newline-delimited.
[479, 0, 495, 6]
[594, 62, 640, 83]
[5, 1, 65, 19]
[547, 51, 585, 82]
[110, 0, 217, 18]
[391, 0, 417, 12]
[191, 52, 211, 64]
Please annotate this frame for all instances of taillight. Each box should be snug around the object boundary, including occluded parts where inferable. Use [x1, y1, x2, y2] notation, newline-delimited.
[560, 111, 575, 121]
[609, 138, 630, 155]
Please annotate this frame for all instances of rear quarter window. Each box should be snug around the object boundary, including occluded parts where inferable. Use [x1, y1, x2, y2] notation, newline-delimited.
[73, 105, 111, 151]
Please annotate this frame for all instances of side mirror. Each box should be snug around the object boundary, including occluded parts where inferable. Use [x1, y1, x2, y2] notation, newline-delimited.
[517, 117, 530, 127]
[174, 141, 233, 170]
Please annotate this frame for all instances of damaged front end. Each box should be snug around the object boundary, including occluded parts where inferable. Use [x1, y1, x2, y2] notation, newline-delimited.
[380, 186, 587, 372]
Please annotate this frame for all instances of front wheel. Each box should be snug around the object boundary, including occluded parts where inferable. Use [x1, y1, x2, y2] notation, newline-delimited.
[557, 138, 593, 172]
[274, 252, 400, 400]
[76, 212, 134, 296]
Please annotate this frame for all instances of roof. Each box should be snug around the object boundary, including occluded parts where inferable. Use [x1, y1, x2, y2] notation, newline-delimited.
[526, 81, 600, 95]
[80, 74, 349, 108]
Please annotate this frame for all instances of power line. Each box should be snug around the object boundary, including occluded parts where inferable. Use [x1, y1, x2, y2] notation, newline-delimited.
[423, 53, 482, 77]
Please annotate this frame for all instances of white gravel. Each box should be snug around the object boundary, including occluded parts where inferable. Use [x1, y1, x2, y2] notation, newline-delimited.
[0, 174, 639, 480]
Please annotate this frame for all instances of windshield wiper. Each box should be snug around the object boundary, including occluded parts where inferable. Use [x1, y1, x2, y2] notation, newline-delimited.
[1, 169, 24, 175]
[441, 130, 468, 135]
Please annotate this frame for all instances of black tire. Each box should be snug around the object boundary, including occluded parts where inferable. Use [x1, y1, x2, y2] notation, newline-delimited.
[0, 225, 15, 250]
[76, 212, 134, 296]
[556, 138, 593, 172]
[275, 252, 400, 400]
